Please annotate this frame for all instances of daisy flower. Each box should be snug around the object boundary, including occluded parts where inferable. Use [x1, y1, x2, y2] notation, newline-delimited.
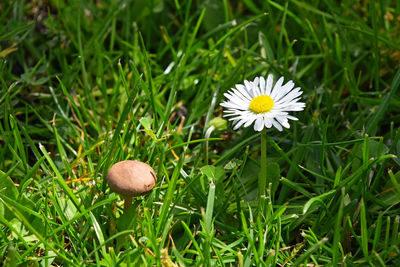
[220, 75, 305, 132]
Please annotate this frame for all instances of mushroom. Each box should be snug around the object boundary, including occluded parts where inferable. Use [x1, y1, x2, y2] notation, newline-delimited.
[106, 160, 156, 210]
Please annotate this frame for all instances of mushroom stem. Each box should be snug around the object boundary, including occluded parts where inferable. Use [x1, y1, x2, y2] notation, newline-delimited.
[124, 196, 133, 210]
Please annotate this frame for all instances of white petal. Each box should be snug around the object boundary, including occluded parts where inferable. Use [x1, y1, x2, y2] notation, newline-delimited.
[224, 92, 249, 108]
[252, 83, 262, 96]
[271, 119, 283, 131]
[244, 80, 252, 91]
[274, 101, 305, 112]
[288, 106, 305, 111]
[275, 116, 290, 128]
[235, 84, 252, 100]
[281, 102, 306, 111]
[274, 81, 295, 102]
[282, 80, 295, 92]
[264, 116, 273, 128]
[233, 119, 247, 130]
[231, 88, 252, 104]
[244, 115, 257, 128]
[254, 117, 264, 131]
[235, 84, 246, 93]
[238, 83, 254, 98]
[277, 97, 303, 107]
[269, 110, 288, 116]
[259, 76, 266, 95]
[265, 74, 274, 95]
[228, 117, 239, 121]
[220, 102, 248, 110]
[276, 88, 302, 104]
[220, 101, 245, 110]
[223, 111, 242, 118]
[270, 76, 284, 99]
[286, 115, 298, 121]
[253, 77, 259, 88]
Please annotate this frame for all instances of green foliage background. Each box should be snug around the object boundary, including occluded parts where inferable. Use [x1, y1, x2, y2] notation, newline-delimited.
[1, 0, 400, 265]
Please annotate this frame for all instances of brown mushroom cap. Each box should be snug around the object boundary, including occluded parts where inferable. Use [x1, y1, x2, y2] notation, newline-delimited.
[106, 160, 156, 197]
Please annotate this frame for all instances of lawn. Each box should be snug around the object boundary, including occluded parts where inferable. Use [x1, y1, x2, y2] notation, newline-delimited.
[1, 0, 400, 266]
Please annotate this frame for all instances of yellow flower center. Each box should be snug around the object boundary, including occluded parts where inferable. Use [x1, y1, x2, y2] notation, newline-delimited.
[249, 95, 274, 114]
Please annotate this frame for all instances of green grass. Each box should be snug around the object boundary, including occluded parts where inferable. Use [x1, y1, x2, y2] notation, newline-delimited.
[1, 0, 400, 266]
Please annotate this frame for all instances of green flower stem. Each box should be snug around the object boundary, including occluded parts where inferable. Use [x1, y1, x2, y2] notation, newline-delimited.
[204, 125, 215, 165]
[259, 129, 267, 198]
